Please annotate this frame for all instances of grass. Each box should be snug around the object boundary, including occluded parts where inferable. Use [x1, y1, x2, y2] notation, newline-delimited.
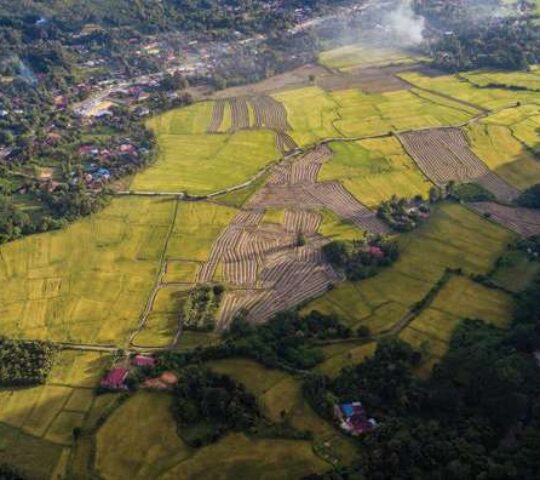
[262, 208, 285, 225]
[305, 203, 515, 333]
[132, 123, 281, 195]
[273, 86, 341, 146]
[166, 201, 238, 261]
[146, 101, 214, 135]
[207, 358, 357, 468]
[320, 138, 433, 207]
[163, 260, 201, 283]
[0, 197, 175, 344]
[466, 123, 540, 190]
[318, 43, 422, 70]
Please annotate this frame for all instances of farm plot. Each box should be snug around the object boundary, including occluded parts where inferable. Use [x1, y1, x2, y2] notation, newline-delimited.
[469, 202, 540, 237]
[317, 65, 415, 93]
[199, 145, 387, 328]
[248, 95, 291, 131]
[273, 86, 341, 146]
[400, 276, 513, 367]
[207, 358, 357, 466]
[0, 349, 108, 476]
[466, 123, 540, 190]
[399, 127, 520, 203]
[304, 203, 515, 332]
[131, 128, 281, 195]
[400, 71, 540, 110]
[318, 43, 423, 71]
[0, 197, 175, 344]
[147, 101, 214, 136]
[207, 99, 226, 133]
[330, 88, 476, 138]
[462, 70, 540, 92]
[319, 137, 433, 208]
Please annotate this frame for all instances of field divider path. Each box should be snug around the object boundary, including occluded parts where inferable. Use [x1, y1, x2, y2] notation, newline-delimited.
[127, 199, 180, 349]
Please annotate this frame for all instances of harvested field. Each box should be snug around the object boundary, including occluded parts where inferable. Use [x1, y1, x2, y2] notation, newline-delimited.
[207, 99, 226, 133]
[198, 144, 388, 327]
[275, 131, 298, 153]
[248, 95, 291, 130]
[399, 127, 520, 203]
[212, 63, 328, 98]
[469, 202, 540, 237]
[317, 65, 415, 93]
[229, 97, 250, 131]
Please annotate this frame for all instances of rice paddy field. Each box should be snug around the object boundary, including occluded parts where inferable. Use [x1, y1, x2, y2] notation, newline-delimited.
[273, 86, 341, 146]
[304, 203, 516, 333]
[130, 128, 281, 194]
[0, 197, 175, 344]
[320, 137, 433, 207]
[329, 88, 477, 137]
[400, 71, 540, 110]
[0, 351, 109, 478]
[3, 40, 540, 480]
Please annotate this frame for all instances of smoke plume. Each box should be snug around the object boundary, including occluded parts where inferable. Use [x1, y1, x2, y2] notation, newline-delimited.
[385, 0, 425, 46]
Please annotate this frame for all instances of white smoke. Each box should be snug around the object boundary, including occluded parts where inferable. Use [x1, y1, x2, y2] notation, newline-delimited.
[384, 0, 425, 46]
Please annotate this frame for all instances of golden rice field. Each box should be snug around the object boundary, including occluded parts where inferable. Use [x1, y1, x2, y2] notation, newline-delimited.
[131, 128, 281, 194]
[0, 351, 108, 477]
[0, 197, 175, 344]
[466, 123, 540, 189]
[319, 137, 433, 207]
[400, 71, 540, 110]
[272, 86, 341, 146]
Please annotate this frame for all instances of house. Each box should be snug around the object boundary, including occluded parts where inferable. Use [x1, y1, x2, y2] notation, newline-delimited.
[368, 246, 385, 259]
[132, 354, 157, 368]
[336, 402, 377, 436]
[100, 367, 129, 390]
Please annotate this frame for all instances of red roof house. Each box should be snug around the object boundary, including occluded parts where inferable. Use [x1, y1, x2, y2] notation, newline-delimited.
[132, 355, 157, 368]
[100, 367, 129, 389]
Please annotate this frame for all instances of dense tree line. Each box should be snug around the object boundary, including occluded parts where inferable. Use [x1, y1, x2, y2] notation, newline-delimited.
[323, 236, 399, 281]
[159, 309, 353, 372]
[517, 183, 540, 208]
[377, 195, 431, 232]
[171, 366, 261, 447]
[0, 337, 58, 386]
[304, 271, 540, 480]
[415, 0, 540, 71]
[0, 464, 24, 480]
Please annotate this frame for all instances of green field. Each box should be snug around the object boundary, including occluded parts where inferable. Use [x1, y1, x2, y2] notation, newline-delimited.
[305, 203, 515, 333]
[95, 387, 331, 480]
[401, 71, 540, 110]
[131, 129, 281, 195]
[320, 137, 433, 207]
[330, 88, 476, 137]
[467, 123, 540, 189]
[399, 276, 513, 368]
[0, 197, 175, 344]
